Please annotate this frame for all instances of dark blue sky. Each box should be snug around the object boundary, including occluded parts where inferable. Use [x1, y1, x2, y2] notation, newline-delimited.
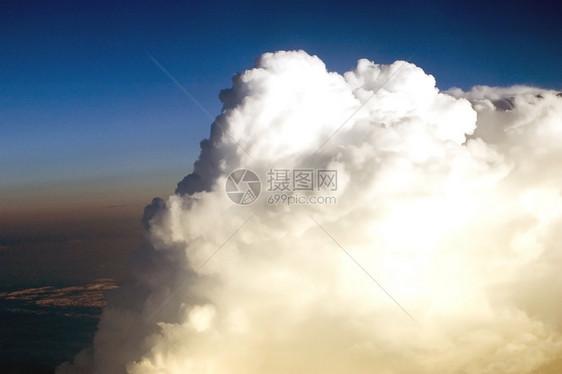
[1, 0, 561, 217]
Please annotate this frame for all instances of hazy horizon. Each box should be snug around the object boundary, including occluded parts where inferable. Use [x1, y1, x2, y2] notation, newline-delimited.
[2, 1, 561, 373]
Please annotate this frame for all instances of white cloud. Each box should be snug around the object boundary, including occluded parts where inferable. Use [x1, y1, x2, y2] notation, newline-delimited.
[59, 50, 562, 374]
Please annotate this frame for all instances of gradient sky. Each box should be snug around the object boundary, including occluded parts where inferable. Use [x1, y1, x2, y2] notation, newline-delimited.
[2, 0, 561, 220]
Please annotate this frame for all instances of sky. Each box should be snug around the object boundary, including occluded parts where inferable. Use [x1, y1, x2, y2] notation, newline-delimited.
[56, 43, 562, 374]
[1, 0, 561, 221]
[2, 2, 562, 372]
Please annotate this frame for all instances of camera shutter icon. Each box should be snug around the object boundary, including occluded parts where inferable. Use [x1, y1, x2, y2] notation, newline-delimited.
[225, 169, 261, 205]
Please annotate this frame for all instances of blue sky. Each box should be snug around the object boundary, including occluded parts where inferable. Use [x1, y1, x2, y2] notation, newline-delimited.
[1, 0, 560, 217]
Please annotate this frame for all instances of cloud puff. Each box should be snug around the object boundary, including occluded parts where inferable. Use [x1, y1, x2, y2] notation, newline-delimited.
[59, 50, 562, 374]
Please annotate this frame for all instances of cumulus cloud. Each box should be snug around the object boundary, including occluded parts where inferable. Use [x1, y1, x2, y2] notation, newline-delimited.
[58, 50, 562, 374]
